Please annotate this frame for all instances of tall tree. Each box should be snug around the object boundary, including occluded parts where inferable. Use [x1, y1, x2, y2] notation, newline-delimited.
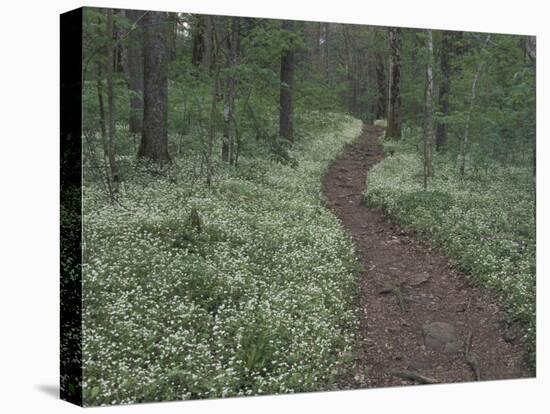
[191, 16, 204, 66]
[342, 25, 363, 118]
[95, 64, 107, 150]
[375, 51, 387, 120]
[524, 35, 536, 220]
[139, 11, 171, 165]
[167, 13, 178, 62]
[435, 31, 463, 151]
[313, 22, 322, 72]
[435, 31, 452, 151]
[423, 29, 435, 189]
[279, 19, 295, 143]
[121, 9, 145, 134]
[205, 16, 220, 186]
[373, 29, 387, 120]
[386, 27, 402, 139]
[104, 9, 119, 199]
[222, 17, 241, 164]
[191, 15, 214, 71]
[460, 35, 491, 176]
[323, 23, 331, 80]
[525, 36, 536, 63]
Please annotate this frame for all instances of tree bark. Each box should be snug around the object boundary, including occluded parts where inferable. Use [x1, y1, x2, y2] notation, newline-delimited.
[435, 31, 452, 151]
[207, 74, 218, 186]
[525, 35, 536, 221]
[95, 65, 115, 199]
[525, 36, 536, 63]
[323, 23, 330, 80]
[191, 15, 213, 71]
[342, 26, 361, 118]
[191, 15, 204, 66]
[386, 27, 402, 139]
[222, 17, 240, 164]
[375, 51, 387, 119]
[121, 9, 144, 134]
[105, 10, 119, 197]
[279, 20, 295, 143]
[205, 16, 221, 186]
[460, 35, 491, 176]
[139, 11, 171, 165]
[168, 13, 178, 62]
[313, 22, 322, 72]
[424, 29, 435, 190]
[96, 67, 107, 147]
[202, 16, 214, 72]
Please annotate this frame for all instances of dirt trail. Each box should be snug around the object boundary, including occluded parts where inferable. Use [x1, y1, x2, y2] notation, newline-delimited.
[323, 125, 532, 388]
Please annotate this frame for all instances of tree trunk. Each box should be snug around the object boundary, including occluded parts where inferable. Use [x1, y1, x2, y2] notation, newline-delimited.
[207, 74, 218, 186]
[191, 16, 204, 66]
[313, 22, 322, 72]
[95, 65, 115, 199]
[323, 23, 330, 80]
[424, 29, 435, 190]
[525, 36, 536, 221]
[222, 17, 240, 164]
[525, 35, 536, 63]
[386, 27, 402, 139]
[279, 20, 295, 143]
[460, 35, 491, 176]
[121, 9, 144, 134]
[191, 15, 213, 71]
[96, 67, 107, 147]
[168, 13, 178, 62]
[139, 11, 171, 165]
[435, 31, 452, 151]
[204, 16, 222, 186]
[202, 16, 214, 72]
[375, 51, 387, 119]
[105, 10, 119, 197]
[343, 26, 361, 118]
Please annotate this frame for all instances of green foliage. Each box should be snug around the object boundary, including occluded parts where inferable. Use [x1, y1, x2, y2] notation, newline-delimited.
[401, 31, 535, 168]
[81, 114, 363, 405]
[364, 136, 536, 363]
[241, 20, 305, 66]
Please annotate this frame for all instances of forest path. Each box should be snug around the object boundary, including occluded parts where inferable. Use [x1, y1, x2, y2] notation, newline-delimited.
[322, 124, 532, 388]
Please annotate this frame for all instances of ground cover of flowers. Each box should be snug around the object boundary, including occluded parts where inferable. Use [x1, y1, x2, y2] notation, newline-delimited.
[364, 134, 536, 363]
[82, 113, 363, 405]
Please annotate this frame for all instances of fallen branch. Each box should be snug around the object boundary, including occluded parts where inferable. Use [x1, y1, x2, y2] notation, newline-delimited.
[390, 370, 439, 384]
[465, 331, 481, 381]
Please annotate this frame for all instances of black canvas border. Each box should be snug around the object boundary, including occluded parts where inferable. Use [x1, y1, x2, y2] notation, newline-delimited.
[60, 7, 83, 407]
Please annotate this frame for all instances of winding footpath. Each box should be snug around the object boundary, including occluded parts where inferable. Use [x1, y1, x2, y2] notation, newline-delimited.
[323, 125, 532, 388]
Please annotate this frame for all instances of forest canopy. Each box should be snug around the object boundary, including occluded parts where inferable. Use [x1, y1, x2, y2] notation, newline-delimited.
[82, 9, 535, 189]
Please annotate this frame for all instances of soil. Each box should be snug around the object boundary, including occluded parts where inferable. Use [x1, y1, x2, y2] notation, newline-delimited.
[322, 124, 533, 388]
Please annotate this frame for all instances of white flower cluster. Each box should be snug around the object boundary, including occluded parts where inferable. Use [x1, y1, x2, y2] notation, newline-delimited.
[82, 113, 364, 405]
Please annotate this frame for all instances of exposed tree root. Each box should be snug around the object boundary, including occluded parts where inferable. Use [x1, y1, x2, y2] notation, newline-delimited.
[465, 331, 481, 381]
[389, 370, 439, 384]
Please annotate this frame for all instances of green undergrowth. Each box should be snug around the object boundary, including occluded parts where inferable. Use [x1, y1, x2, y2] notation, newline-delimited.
[364, 133, 536, 365]
[82, 113, 363, 406]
